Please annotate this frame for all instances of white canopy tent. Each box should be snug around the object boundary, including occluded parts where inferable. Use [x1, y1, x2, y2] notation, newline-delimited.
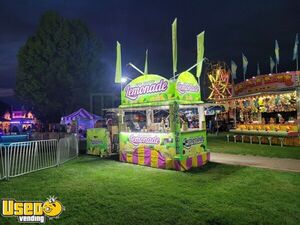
[60, 108, 103, 130]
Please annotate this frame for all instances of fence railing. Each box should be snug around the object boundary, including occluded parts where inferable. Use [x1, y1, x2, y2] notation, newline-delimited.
[0, 145, 6, 180]
[0, 135, 78, 180]
[58, 135, 78, 164]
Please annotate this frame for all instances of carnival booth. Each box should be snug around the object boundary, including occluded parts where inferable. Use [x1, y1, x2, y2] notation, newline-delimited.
[0, 110, 37, 133]
[118, 71, 209, 171]
[219, 71, 300, 146]
[0, 118, 10, 134]
[60, 108, 102, 132]
[87, 128, 111, 156]
[86, 110, 119, 157]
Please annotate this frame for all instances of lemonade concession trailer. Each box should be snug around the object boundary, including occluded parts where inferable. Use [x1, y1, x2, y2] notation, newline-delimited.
[118, 71, 210, 171]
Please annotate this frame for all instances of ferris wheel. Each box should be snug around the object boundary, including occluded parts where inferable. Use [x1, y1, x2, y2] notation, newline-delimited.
[207, 61, 232, 101]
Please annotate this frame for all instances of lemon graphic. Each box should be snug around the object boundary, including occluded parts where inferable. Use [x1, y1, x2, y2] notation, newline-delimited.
[43, 197, 64, 218]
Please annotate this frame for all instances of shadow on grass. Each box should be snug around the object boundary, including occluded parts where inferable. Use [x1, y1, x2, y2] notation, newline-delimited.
[69, 155, 109, 165]
[73, 156, 247, 176]
[187, 162, 245, 175]
[187, 162, 220, 172]
[77, 153, 119, 161]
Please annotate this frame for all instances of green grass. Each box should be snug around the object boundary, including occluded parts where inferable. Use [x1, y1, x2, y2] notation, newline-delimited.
[208, 134, 300, 159]
[0, 156, 300, 225]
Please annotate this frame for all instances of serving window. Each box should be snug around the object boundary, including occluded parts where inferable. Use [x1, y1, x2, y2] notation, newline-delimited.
[179, 105, 205, 131]
[153, 109, 170, 132]
[123, 110, 146, 132]
[120, 107, 170, 132]
[120, 105, 205, 133]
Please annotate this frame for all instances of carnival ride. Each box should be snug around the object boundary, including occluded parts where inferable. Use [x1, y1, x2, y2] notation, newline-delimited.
[207, 62, 232, 101]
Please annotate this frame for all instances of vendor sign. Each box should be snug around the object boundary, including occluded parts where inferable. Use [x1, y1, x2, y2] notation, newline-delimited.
[175, 71, 201, 101]
[119, 132, 176, 168]
[122, 74, 173, 105]
[234, 72, 299, 96]
[121, 72, 202, 105]
[180, 131, 207, 157]
[120, 132, 176, 156]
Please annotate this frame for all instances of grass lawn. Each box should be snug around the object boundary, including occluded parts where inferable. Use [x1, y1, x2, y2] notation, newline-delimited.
[0, 156, 300, 225]
[208, 134, 300, 159]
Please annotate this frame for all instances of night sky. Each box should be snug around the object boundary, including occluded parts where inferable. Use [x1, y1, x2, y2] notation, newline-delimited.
[0, 0, 300, 90]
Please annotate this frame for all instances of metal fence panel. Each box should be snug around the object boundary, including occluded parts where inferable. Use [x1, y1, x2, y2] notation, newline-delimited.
[0, 145, 6, 180]
[1, 135, 78, 180]
[7, 140, 58, 178]
[58, 135, 78, 164]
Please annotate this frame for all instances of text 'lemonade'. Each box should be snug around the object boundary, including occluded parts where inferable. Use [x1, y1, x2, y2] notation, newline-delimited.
[125, 79, 168, 100]
[129, 134, 161, 146]
[177, 82, 199, 94]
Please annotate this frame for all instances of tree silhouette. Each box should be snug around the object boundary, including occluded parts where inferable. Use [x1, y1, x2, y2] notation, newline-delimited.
[16, 11, 103, 122]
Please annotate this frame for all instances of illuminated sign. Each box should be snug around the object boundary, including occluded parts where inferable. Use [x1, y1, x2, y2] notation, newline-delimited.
[177, 82, 199, 94]
[129, 134, 161, 146]
[234, 72, 299, 96]
[125, 79, 168, 100]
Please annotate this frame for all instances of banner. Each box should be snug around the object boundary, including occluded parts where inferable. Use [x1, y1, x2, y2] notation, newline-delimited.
[293, 33, 298, 60]
[275, 40, 280, 64]
[115, 41, 122, 83]
[231, 60, 237, 79]
[270, 56, 275, 73]
[144, 49, 148, 74]
[242, 53, 248, 80]
[172, 18, 177, 75]
[196, 31, 205, 78]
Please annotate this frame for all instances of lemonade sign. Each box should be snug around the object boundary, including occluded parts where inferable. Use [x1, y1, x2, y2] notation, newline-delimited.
[1, 196, 64, 223]
[121, 74, 174, 105]
[121, 73, 201, 105]
[180, 131, 207, 157]
[120, 132, 176, 158]
[128, 134, 161, 146]
[175, 71, 201, 101]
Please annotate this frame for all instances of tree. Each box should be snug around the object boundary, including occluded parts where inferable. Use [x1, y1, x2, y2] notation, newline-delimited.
[0, 100, 10, 116]
[16, 11, 103, 122]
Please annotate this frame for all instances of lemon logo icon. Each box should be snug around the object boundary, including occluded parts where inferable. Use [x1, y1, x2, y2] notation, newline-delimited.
[42, 196, 64, 218]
